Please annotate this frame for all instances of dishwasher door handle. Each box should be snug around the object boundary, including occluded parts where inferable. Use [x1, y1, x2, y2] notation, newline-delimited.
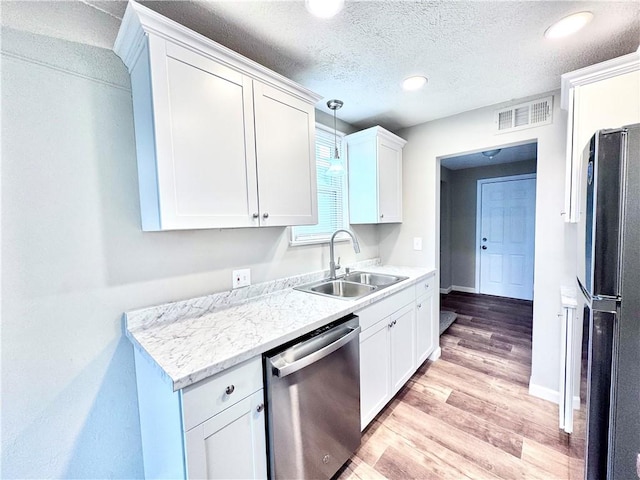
[271, 326, 361, 378]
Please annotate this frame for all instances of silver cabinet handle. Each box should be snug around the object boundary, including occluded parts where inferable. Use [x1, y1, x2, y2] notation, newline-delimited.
[252, 213, 259, 218]
[263, 212, 269, 218]
[225, 385, 235, 395]
[256, 403, 264, 413]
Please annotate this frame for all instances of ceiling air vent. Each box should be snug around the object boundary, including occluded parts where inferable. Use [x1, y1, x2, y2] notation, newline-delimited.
[495, 96, 553, 134]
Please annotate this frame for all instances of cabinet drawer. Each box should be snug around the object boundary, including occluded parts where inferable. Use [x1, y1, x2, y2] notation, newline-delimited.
[356, 287, 414, 332]
[182, 356, 263, 431]
[415, 275, 435, 297]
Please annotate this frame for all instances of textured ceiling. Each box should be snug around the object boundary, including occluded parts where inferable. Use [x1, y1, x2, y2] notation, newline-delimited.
[441, 142, 538, 170]
[2, 1, 639, 131]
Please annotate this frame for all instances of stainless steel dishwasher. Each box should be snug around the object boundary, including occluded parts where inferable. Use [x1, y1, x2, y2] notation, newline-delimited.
[264, 315, 361, 479]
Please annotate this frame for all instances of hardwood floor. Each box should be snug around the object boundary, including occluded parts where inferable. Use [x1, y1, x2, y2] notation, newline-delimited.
[337, 291, 585, 480]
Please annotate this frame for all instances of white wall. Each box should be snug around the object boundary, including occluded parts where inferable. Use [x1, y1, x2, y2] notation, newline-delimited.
[1, 28, 378, 478]
[439, 175, 451, 290]
[379, 92, 571, 400]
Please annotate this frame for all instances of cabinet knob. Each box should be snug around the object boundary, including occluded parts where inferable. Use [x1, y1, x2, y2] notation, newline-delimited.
[225, 385, 235, 395]
[380, 214, 384, 218]
[417, 303, 422, 309]
[481, 246, 487, 250]
[256, 403, 264, 413]
[263, 212, 269, 218]
[252, 212, 259, 218]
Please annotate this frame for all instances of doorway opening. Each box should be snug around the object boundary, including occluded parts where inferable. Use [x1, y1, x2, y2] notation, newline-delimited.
[438, 141, 538, 335]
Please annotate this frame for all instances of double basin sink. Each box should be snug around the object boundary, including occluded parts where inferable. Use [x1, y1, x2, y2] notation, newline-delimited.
[295, 271, 409, 300]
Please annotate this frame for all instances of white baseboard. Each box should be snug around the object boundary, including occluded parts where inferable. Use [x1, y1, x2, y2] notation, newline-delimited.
[451, 285, 477, 294]
[440, 286, 453, 294]
[429, 346, 442, 362]
[528, 380, 559, 404]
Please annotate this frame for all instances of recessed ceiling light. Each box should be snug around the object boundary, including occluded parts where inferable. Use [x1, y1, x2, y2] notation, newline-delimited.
[402, 76, 428, 91]
[305, 0, 344, 19]
[544, 11, 593, 39]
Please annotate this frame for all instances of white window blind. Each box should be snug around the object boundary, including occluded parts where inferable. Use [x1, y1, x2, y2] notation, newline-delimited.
[291, 125, 348, 245]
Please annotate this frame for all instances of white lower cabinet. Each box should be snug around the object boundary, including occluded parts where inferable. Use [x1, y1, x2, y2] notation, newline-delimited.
[133, 352, 267, 480]
[358, 273, 438, 430]
[416, 292, 435, 365]
[358, 291, 425, 430]
[390, 304, 417, 394]
[415, 275, 437, 365]
[185, 390, 267, 480]
[359, 318, 392, 428]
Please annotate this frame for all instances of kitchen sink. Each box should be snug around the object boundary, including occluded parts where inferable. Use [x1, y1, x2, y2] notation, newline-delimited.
[295, 271, 408, 300]
[310, 280, 376, 298]
[343, 271, 408, 287]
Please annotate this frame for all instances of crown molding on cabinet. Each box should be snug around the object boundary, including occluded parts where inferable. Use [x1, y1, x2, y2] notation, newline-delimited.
[344, 125, 407, 149]
[560, 52, 640, 110]
[113, 0, 322, 105]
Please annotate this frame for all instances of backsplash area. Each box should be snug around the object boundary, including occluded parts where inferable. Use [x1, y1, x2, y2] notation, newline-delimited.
[126, 258, 382, 332]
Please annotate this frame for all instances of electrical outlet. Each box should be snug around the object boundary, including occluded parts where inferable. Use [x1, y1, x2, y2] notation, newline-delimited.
[232, 269, 251, 289]
[413, 237, 423, 251]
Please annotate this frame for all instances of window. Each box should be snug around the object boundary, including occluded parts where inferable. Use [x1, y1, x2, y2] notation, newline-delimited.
[290, 124, 348, 245]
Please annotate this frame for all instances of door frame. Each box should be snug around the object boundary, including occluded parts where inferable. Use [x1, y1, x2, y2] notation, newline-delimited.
[474, 173, 537, 295]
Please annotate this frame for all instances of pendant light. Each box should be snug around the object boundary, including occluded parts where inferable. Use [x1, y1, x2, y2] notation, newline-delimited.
[326, 99, 344, 176]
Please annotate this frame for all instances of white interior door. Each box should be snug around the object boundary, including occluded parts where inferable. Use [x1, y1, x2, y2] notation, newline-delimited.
[478, 175, 536, 300]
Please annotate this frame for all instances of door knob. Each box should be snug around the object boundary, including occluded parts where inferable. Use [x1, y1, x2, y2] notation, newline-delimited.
[481, 246, 487, 250]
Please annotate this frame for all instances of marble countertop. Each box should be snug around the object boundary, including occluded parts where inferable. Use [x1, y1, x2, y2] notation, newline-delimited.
[125, 263, 435, 391]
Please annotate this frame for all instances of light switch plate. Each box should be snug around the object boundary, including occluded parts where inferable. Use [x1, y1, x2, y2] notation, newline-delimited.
[232, 269, 251, 289]
[413, 237, 423, 251]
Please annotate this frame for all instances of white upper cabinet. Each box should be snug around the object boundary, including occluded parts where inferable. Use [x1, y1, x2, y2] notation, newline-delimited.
[253, 83, 317, 227]
[346, 126, 407, 224]
[561, 52, 640, 223]
[114, 1, 321, 231]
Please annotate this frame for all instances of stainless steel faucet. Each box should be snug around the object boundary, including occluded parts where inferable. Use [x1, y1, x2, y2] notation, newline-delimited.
[329, 229, 361, 279]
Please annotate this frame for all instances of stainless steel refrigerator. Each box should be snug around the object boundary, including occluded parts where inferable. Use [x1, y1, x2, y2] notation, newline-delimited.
[576, 124, 640, 480]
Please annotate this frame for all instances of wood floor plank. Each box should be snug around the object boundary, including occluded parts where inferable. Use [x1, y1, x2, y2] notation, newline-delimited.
[521, 438, 572, 479]
[370, 419, 501, 480]
[440, 344, 531, 386]
[389, 402, 550, 480]
[429, 359, 564, 424]
[374, 445, 441, 480]
[397, 386, 524, 458]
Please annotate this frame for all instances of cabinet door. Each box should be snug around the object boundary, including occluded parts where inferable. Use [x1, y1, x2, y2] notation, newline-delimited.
[150, 39, 259, 230]
[416, 292, 435, 366]
[185, 390, 267, 480]
[377, 139, 402, 223]
[359, 319, 391, 430]
[253, 82, 317, 227]
[389, 304, 416, 394]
